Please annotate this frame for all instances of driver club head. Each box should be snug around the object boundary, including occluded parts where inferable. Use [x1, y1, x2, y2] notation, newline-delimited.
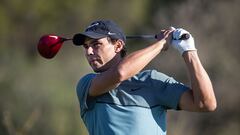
[37, 34, 67, 59]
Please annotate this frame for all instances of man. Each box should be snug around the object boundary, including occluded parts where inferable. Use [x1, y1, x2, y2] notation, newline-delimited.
[74, 20, 216, 135]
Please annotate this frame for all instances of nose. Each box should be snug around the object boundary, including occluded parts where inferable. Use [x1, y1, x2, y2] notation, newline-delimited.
[85, 46, 94, 56]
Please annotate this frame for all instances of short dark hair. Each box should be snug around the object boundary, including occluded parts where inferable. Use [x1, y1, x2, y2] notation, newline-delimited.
[107, 37, 127, 58]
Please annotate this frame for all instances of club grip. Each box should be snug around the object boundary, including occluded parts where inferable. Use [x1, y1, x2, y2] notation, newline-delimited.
[178, 33, 190, 40]
[156, 33, 190, 40]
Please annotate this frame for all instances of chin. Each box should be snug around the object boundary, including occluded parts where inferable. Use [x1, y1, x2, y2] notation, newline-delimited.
[91, 66, 102, 73]
[90, 62, 110, 73]
[92, 66, 107, 73]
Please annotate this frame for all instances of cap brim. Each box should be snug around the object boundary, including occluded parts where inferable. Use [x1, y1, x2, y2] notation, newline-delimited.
[73, 31, 107, 45]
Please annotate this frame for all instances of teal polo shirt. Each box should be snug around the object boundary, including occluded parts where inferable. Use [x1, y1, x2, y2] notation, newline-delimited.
[76, 70, 189, 135]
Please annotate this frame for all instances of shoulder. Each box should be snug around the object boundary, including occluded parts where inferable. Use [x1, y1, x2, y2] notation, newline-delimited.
[76, 73, 97, 92]
[128, 70, 170, 85]
[77, 73, 96, 84]
[137, 69, 170, 81]
[79, 73, 97, 82]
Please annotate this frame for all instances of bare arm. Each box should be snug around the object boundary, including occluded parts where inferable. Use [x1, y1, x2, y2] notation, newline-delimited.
[89, 31, 172, 97]
[179, 51, 217, 112]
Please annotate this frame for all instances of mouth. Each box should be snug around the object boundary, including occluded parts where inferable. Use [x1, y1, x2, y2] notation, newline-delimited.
[89, 58, 98, 62]
[88, 57, 100, 66]
[90, 60, 98, 65]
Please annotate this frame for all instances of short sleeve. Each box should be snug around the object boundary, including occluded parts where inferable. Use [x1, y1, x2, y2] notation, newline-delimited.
[150, 70, 189, 110]
[76, 73, 96, 116]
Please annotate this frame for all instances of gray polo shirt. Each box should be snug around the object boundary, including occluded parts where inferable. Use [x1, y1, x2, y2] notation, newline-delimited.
[76, 70, 189, 135]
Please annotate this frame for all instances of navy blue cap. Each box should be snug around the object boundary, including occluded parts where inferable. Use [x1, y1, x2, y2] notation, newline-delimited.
[73, 20, 126, 45]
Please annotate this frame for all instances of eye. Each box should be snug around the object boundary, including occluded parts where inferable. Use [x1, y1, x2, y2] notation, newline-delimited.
[83, 44, 89, 49]
[93, 42, 102, 48]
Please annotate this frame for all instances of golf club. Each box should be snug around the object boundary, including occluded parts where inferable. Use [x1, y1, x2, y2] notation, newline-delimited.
[37, 33, 189, 59]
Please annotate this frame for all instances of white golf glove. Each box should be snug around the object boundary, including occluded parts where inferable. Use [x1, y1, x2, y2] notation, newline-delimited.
[171, 27, 197, 55]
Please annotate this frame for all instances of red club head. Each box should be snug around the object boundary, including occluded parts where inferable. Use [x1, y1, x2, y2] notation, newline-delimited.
[37, 35, 64, 59]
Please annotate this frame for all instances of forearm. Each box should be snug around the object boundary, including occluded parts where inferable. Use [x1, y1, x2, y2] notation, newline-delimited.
[183, 51, 217, 111]
[117, 40, 166, 81]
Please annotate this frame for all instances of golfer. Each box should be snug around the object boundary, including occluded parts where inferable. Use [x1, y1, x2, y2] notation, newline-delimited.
[75, 20, 217, 135]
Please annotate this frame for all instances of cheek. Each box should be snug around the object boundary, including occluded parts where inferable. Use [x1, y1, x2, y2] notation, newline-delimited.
[100, 46, 116, 62]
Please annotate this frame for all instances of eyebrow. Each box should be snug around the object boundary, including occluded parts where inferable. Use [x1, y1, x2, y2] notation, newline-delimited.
[83, 39, 101, 46]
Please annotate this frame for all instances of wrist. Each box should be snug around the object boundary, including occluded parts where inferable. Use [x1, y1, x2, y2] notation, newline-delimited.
[182, 50, 198, 62]
[157, 39, 168, 51]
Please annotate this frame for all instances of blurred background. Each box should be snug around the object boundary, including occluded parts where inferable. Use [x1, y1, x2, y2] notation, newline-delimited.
[0, 0, 239, 134]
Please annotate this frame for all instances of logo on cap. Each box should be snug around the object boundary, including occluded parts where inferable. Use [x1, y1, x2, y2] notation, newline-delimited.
[87, 22, 99, 29]
[107, 32, 116, 35]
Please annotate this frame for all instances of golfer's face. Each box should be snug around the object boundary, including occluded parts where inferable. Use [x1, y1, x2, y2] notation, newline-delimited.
[83, 37, 116, 72]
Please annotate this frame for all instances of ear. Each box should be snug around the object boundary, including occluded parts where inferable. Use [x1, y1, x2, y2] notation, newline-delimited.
[114, 40, 124, 53]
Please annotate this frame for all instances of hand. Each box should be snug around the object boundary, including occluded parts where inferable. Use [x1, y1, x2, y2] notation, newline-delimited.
[156, 29, 174, 51]
[171, 27, 197, 55]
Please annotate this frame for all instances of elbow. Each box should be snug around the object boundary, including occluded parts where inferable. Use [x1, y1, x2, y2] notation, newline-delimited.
[116, 66, 131, 82]
[205, 93, 217, 112]
[205, 101, 217, 112]
[117, 68, 127, 82]
[201, 99, 217, 112]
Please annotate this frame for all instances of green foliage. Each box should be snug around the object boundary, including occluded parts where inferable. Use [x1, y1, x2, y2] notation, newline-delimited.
[0, 0, 239, 134]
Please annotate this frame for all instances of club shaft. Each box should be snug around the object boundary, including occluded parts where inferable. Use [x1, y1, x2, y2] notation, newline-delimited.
[126, 34, 190, 40]
[61, 38, 73, 42]
[126, 35, 156, 39]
